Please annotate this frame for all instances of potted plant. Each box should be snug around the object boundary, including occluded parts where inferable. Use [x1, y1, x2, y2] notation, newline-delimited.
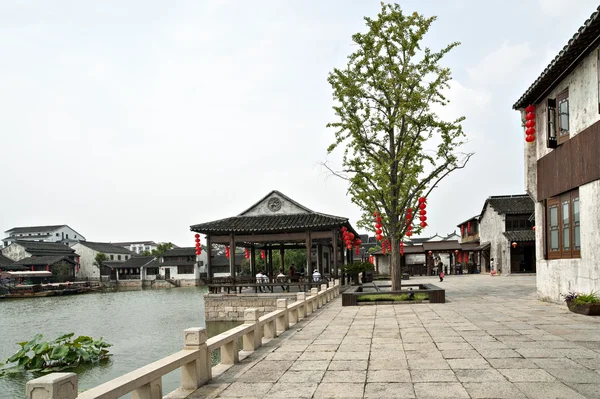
[562, 291, 600, 316]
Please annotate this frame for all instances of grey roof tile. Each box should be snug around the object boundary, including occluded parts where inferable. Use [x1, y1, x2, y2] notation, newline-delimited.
[503, 230, 536, 242]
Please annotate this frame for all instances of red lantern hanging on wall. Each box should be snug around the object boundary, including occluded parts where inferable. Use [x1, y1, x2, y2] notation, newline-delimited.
[524, 104, 536, 143]
[194, 233, 201, 255]
[225, 246, 230, 259]
[245, 248, 250, 259]
[467, 222, 471, 233]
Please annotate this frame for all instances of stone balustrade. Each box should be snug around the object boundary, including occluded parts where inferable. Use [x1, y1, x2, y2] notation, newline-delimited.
[26, 280, 340, 399]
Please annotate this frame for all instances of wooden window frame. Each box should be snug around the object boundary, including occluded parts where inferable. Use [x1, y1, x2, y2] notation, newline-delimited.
[545, 188, 580, 259]
[556, 89, 570, 145]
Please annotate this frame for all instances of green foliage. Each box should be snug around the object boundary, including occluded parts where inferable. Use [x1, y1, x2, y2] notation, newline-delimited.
[357, 293, 429, 302]
[325, 2, 471, 290]
[152, 242, 174, 257]
[341, 262, 375, 277]
[94, 252, 108, 268]
[572, 292, 600, 306]
[0, 333, 112, 376]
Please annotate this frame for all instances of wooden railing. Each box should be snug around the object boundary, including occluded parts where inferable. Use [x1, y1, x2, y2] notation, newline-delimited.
[25, 281, 341, 399]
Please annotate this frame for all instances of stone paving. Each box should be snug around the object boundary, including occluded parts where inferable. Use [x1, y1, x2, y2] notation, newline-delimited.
[191, 275, 600, 398]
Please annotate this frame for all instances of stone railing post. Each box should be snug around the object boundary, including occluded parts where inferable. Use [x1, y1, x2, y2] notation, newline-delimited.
[181, 327, 210, 390]
[306, 291, 314, 314]
[132, 378, 162, 399]
[311, 288, 319, 309]
[288, 303, 298, 325]
[321, 284, 328, 304]
[276, 298, 289, 333]
[26, 373, 78, 399]
[297, 292, 306, 319]
[243, 308, 261, 351]
[264, 318, 276, 339]
[334, 279, 340, 296]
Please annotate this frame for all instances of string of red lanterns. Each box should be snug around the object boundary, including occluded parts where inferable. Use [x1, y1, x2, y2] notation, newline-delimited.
[406, 208, 413, 237]
[525, 104, 536, 143]
[341, 226, 355, 250]
[260, 250, 265, 260]
[400, 241, 405, 256]
[418, 197, 428, 228]
[373, 212, 383, 242]
[194, 234, 202, 256]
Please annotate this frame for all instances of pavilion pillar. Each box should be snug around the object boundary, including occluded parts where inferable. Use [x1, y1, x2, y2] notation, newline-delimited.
[206, 235, 212, 280]
[268, 247, 273, 281]
[305, 231, 312, 275]
[317, 244, 323, 276]
[229, 234, 236, 279]
[280, 244, 285, 273]
[332, 229, 339, 279]
[250, 246, 256, 277]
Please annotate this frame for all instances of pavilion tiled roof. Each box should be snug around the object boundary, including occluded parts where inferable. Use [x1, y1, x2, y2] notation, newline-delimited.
[113, 256, 156, 269]
[11, 241, 76, 254]
[163, 247, 196, 257]
[191, 213, 350, 235]
[0, 254, 13, 266]
[422, 240, 462, 251]
[503, 230, 536, 242]
[76, 242, 133, 255]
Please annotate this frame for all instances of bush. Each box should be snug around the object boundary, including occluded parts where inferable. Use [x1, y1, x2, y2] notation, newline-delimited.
[340, 262, 375, 284]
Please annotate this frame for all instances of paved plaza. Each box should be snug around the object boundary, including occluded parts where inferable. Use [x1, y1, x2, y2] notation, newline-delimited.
[191, 275, 600, 398]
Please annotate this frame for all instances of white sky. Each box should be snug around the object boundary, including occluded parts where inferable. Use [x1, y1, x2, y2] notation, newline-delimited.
[0, 0, 597, 247]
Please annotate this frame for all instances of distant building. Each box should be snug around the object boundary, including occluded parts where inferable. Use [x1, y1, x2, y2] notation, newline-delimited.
[112, 241, 159, 254]
[72, 242, 134, 280]
[478, 194, 535, 274]
[1, 241, 78, 282]
[115, 256, 158, 282]
[157, 247, 206, 285]
[2, 225, 86, 247]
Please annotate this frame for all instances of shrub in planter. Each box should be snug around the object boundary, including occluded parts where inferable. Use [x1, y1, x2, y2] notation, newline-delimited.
[340, 262, 375, 285]
[561, 291, 600, 316]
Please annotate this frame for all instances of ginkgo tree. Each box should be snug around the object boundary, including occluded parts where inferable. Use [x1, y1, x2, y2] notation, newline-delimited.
[325, 3, 472, 290]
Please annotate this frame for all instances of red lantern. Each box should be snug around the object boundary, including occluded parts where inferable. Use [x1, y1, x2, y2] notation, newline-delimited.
[525, 120, 536, 128]
[467, 222, 471, 232]
[418, 197, 426, 203]
[225, 246, 230, 258]
[526, 127, 536, 135]
[420, 221, 427, 228]
[376, 234, 383, 241]
[419, 209, 427, 215]
[407, 207, 413, 213]
[348, 232, 355, 240]
[406, 231, 412, 237]
[407, 224, 413, 230]
[525, 112, 535, 121]
[525, 135, 535, 143]
[533, 226, 536, 231]
[355, 246, 360, 255]
[245, 248, 250, 259]
[375, 222, 382, 229]
[341, 226, 347, 232]
[428, 250, 433, 255]
[525, 104, 536, 113]
[461, 225, 464, 235]
[346, 244, 352, 250]
[260, 250, 265, 259]
[194, 233, 200, 238]
[419, 203, 426, 210]
[512, 242, 518, 248]
[420, 216, 427, 222]
[454, 249, 459, 254]
[376, 228, 383, 235]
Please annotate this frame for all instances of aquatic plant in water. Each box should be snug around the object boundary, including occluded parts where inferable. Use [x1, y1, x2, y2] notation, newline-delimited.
[0, 333, 112, 376]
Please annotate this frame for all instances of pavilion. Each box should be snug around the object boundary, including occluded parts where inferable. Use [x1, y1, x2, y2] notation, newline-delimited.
[190, 190, 360, 281]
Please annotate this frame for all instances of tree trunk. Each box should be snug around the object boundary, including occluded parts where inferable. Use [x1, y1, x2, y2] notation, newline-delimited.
[391, 236, 402, 291]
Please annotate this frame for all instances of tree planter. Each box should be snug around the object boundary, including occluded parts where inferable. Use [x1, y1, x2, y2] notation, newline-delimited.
[566, 300, 600, 316]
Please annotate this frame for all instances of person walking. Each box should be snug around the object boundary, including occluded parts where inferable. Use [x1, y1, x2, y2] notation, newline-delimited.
[439, 270, 445, 282]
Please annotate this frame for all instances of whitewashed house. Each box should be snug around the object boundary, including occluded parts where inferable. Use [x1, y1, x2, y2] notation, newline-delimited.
[111, 241, 159, 254]
[157, 247, 207, 286]
[513, 6, 600, 301]
[477, 195, 535, 275]
[2, 225, 85, 247]
[72, 242, 133, 280]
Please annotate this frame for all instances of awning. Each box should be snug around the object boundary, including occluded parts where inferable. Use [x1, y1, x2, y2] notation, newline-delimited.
[475, 242, 491, 251]
[0, 271, 53, 278]
[460, 242, 480, 251]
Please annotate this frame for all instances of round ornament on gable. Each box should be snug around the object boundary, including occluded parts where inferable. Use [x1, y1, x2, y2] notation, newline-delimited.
[267, 197, 283, 212]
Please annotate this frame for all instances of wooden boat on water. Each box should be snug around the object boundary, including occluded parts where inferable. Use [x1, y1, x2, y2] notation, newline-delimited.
[2, 282, 98, 299]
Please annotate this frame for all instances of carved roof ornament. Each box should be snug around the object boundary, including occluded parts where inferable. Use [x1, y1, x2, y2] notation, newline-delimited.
[267, 197, 282, 212]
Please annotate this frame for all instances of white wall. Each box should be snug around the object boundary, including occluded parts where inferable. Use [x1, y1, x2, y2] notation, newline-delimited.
[479, 203, 510, 274]
[523, 50, 600, 302]
[1, 244, 31, 261]
[242, 192, 309, 216]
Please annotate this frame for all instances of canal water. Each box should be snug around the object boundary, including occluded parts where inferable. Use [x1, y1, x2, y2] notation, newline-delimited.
[0, 287, 236, 398]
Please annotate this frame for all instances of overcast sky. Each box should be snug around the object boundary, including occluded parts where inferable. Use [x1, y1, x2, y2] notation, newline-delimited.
[0, 0, 597, 247]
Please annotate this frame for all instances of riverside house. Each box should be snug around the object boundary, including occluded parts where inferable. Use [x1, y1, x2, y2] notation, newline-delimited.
[513, 5, 600, 301]
[72, 241, 134, 281]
